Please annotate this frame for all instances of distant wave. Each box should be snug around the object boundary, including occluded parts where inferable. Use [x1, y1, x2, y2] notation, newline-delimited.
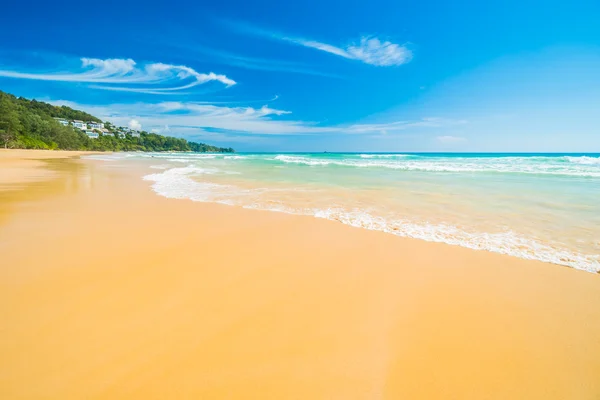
[564, 156, 600, 165]
[272, 155, 600, 177]
[273, 155, 332, 166]
[358, 154, 412, 158]
[85, 154, 130, 161]
[86, 152, 600, 177]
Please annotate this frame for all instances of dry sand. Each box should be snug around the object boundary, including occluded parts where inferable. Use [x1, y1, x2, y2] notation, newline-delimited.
[1, 150, 599, 399]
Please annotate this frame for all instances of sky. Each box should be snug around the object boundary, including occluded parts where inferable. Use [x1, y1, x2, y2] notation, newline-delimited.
[1, 0, 599, 152]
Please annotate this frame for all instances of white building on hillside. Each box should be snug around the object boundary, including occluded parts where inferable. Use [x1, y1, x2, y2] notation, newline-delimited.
[73, 120, 87, 129]
[53, 117, 68, 126]
[84, 130, 99, 139]
[88, 122, 104, 129]
[101, 129, 114, 136]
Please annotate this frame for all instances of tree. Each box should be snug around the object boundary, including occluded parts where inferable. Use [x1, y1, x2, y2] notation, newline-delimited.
[0, 89, 234, 152]
[0, 96, 22, 148]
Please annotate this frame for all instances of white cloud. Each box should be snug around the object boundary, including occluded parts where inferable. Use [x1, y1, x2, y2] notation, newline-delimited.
[223, 20, 412, 67]
[346, 37, 413, 66]
[128, 119, 142, 131]
[80, 58, 137, 76]
[283, 36, 412, 66]
[436, 135, 467, 143]
[0, 57, 236, 94]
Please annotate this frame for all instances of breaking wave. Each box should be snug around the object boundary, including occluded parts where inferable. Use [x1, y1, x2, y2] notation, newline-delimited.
[272, 155, 600, 177]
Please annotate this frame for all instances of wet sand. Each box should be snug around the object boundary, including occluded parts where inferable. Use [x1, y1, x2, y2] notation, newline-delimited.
[1, 150, 599, 399]
[0, 149, 94, 187]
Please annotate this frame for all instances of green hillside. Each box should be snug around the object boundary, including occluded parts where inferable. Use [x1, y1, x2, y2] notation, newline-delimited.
[0, 90, 234, 152]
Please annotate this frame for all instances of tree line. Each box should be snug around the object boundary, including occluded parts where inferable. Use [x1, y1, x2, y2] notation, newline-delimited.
[0, 90, 234, 153]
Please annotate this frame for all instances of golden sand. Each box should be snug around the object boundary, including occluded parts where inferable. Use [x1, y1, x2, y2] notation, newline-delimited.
[1, 150, 599, 399]
[0, 149, 93, 187]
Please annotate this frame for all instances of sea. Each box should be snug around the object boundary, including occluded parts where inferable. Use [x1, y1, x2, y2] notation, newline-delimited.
[88, 152, 600, 273]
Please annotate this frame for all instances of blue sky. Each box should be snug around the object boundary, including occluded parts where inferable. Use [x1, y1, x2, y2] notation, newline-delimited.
[1, 0, 599, 151]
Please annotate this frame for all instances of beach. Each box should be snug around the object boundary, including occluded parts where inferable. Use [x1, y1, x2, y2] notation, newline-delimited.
[1, 149, 600, 399]
[0, 149, 91, 187]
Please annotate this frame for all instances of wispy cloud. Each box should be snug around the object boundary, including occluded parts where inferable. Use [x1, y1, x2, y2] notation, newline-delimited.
[223, 19, 413, 67]
[0, 57, 236, 94]
[346, 117, 467, 134]
[50, 100, 333, 136]
[49, 99, 463, 140]
[436, 135, 467, 143]
[167, 42, 344, 79]
[286, 37, 413, 66]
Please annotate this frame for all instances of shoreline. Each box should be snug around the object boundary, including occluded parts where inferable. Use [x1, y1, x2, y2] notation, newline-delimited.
[141, 152, 599, 273]
[1, 149, 600, 399]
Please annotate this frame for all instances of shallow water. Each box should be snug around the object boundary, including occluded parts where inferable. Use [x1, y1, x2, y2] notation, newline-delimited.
[89, 152, 600, 272]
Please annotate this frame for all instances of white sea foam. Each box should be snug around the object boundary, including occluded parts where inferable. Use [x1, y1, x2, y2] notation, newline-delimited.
[313, 208, 599, 273]
[192, 154, 219, 159]
[167, 155, 218, 162]
[142, 166, 600, 273]
[143, 166, 230, 202]
[274, 155, 332, 166]
[143, 166, 285, 203]
[565, 156, 600, 165]
[358, 154, 411, 158]
[167, 158, 195, 163]
[84, 154, 130, 161]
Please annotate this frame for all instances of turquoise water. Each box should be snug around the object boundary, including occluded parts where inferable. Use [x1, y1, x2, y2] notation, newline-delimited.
[92, 153, 600, 272]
